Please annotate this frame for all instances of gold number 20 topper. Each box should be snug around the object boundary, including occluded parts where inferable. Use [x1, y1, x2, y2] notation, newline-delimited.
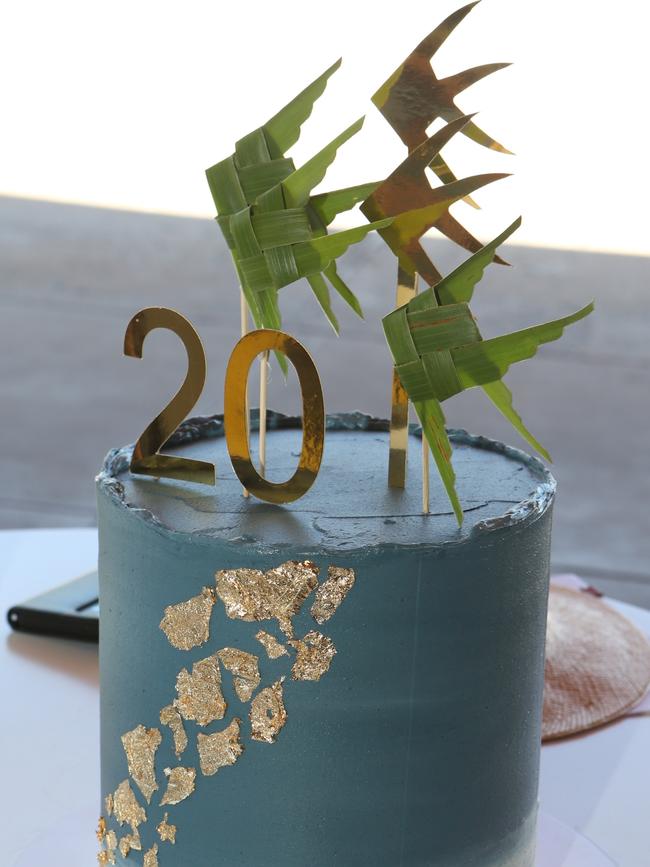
[124, 308, 325, 504]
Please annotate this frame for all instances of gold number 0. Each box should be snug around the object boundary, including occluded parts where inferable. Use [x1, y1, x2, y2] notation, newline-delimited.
[124, 307, 215, 485]
[225, 330, 325, 504]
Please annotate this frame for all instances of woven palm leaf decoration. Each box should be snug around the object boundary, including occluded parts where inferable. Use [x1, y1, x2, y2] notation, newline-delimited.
[382, 226, 594, 523]
[372, 0, 512, 202]
[205, 60, 388, 340]
[360, 115, 509, 284]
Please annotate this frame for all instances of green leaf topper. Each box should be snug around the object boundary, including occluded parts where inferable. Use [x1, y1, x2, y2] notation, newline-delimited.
[205, 61, 387, 338]
[382, 220, 593, 523]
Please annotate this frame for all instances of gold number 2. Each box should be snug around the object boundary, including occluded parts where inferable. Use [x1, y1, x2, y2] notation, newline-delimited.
[124, 307, 216, 485]
[225, 330, 325, 504]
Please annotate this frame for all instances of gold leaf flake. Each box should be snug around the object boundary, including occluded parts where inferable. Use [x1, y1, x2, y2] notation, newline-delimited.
[290, 631, 336, 681]
[218, 648, 260, 702]
[121, 724, 162, 803]
[250, 679, 287, 743]
[104, 793, 114, 817]
[157, 812, 177, 844]
[96, 816, 107, 842]
[160, 766, 196, 806]
[97, 852, 109, 866]
[106, 830, 117, 851]
[160, 587, 216, 651]
[256, 630, 288, 659]
[113, 780, 146, 831]
[311, 566, 355, 624]
[174, 654, 226, 726]
[197, 718, 244, 776]
[118, 830, 141, 859]
[160, 704, 188, 759]
[216, 560, 319, 637]
[143, 843, 159, 867]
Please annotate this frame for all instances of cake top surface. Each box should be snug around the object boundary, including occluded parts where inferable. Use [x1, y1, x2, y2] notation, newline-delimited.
[98, 412, 555, 552]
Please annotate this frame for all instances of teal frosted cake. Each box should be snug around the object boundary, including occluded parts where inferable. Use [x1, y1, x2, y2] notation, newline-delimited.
[93, 6, 594, 863]
[96, 414, 555, 866]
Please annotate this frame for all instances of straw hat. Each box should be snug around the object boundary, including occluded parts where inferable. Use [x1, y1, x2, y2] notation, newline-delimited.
[542, 586, 650, 740]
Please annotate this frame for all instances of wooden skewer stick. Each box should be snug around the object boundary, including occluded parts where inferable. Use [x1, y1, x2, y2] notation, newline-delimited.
[240, 290, 250, 498]
[388, 266, 419, 488]
[259, 350, 269, 477]
[422, 431, 430, 514]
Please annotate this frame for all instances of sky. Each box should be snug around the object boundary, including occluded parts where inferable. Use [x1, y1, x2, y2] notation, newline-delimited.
[2, 0, 648, 255]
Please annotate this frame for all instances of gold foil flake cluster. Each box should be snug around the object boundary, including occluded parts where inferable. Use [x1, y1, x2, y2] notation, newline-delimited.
[250, 679, 288, 743]
[311, 566, 356, 624]
[290, 631, 337, 681]
[96, 817, 117, 864]
[160, 704, 188, 759]
[143, 843, 159, 867]
[174, 655, 226, 726]
[157, 813, 177, 844]
[215, 560, 319, 637]
[256, 629, 288, 659]
[160, 766, 196, 806]
[101, 559, 355, 864]
[218, 648, 260, 701]
[198, 718, 244, 775]
[113, 779, 146, 831]
[121, 725, 162, 803]
[160, 587, 216, 651]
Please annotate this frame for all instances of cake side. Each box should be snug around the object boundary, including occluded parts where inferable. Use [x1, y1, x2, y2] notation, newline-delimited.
[97, 417, 554, 866]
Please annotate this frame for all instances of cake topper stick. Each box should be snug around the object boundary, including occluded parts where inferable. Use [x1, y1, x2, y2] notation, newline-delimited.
[422, 421, 430, 514]
[240, 289, 251, 497]
[259, 350, 270, 476]
[388, 266, 418, 488]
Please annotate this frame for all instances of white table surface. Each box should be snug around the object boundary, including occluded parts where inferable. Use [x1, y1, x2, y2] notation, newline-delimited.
[1, 528, 648, 867]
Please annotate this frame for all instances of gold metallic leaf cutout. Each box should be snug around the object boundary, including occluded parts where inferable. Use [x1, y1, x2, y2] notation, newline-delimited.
[311, 566, 356, 624]
[250, 679, 288, 743]
[174, 655, 227, 726]
[160, 587, 216, 651]
[197, 718, 245, 776]
[112, 780, 146, 833]
[157, 813, 177, 844]
[290, 631, 337, 681]
[121, 724, 161, 804]
[143, 843, 159, 867]
[160, 766, 196, 806]
[216, 560, 319, 637]
[218, 648, 261, 702]
[160, 703, 188, 759]
[256, 629, 288, 659]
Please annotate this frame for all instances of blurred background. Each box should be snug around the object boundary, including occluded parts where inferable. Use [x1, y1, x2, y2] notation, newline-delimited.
[1, 0, 648, 603]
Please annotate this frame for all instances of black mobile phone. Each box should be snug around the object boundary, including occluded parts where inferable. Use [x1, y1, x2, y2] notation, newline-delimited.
[7, 570, 99, 642]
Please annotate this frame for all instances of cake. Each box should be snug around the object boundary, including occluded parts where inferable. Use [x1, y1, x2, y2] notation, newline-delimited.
[93, 7, 594, 864]
[96, 413, 555, 866]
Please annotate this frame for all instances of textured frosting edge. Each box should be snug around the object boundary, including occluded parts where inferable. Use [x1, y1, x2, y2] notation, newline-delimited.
[96, 410, 557, 551]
